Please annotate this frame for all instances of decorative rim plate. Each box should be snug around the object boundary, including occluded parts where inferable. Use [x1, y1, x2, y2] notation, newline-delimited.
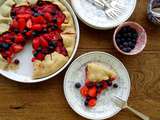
[64, 51, 131, 119]
[71, 0, 137, 30]
[0, 0, 80, 83]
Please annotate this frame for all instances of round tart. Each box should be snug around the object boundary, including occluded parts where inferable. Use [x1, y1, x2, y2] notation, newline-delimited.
[0, 0, 76, 79]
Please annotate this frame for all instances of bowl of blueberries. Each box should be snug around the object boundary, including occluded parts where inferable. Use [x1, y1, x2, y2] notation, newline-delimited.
[113, 21, 147, 55]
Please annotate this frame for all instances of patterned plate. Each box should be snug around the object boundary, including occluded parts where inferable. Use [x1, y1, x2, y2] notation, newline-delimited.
[64, 52, 131, 119]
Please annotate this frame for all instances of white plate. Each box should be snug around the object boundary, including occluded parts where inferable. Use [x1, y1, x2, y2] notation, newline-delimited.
[71, 0, 137, 30]
[64, 52, 130, 120]
[0, 0, 80, 83]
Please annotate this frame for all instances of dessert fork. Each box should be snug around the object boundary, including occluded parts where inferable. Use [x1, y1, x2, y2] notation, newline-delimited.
[112, 96, 150, 120]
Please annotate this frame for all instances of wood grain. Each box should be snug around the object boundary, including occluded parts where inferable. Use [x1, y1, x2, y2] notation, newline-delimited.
[0, 0, 160, 120]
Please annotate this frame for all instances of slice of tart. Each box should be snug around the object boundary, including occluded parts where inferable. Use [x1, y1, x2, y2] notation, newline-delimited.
[75, 62, 118, 108]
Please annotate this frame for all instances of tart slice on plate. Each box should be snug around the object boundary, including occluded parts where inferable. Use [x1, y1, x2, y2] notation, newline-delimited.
[0, 0, 77, 79]
[77, 62, 118, 108]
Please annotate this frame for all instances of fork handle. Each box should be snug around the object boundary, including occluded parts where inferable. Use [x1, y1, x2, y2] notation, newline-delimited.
[126, 106, 150, 120]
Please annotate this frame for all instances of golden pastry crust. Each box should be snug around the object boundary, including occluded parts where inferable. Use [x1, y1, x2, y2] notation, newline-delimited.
[33, 52, 68, 78]
[0, 0, 76, 78]
[87, 62, 117, 82]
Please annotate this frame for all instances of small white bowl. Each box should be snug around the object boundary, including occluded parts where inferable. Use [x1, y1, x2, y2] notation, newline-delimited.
[113, 21, 147, 55]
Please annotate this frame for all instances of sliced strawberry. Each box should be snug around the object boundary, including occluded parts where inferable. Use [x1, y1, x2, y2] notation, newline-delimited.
[101, 80, 108, 89]
[17, 14, 31, 19]
[26, 19, 32, 29]
[40, 37, 48, 48]
[32, 58, 37, 62]
[5, 50, 12, 57]
[88, 87, 97, 97]
[18, 18, 26, 32]
[12, 44, 23, 53]
[80, 86, 89, 97]
[32, 16, 46, 24]
[88, 99, 96, 107]
[5, 39, 12, 44]
[33, 38, 40, 49]
[44, 12, 52, 22]
[11, 20, 18, 28]
[36, 53, 44, 60]
[16, 34, 24, 43]
[26, 31, 32, 37]
[32, 24, 42, 31]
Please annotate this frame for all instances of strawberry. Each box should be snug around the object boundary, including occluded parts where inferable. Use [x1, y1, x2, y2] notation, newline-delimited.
[26, 31, 32, 37]
[88, 99, 96, 107]
[26, 19, 32, 29]
[40, 37, 48, 48]
[101, 80, 108, 89]
[36, 53, 44, 60]
[33, 38, 40, 49]
[44, 12, 52, 22]
[88, 87, 97, 97]
[5, 50, 12, 57]
[80, 86, 89, 97]
[110, 75, 117, 81]
[11, 20, 18, 28]
[5, 39, 12, 44]
[17, 14, 31, 19]
[32, 58, 37, 62]
[12, 45, 23, 53]
[32, 24, 42, 31]
[16, 34, 24, 43]
[18, 18, 26, 32]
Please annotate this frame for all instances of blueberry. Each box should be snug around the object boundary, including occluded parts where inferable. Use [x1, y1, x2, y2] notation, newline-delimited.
[51, 11, 56, 16]
[132, 33, 138, 39]
[120, 38, 125, 43]
[84, 100, 88, 106]
[123, 33, 128, 38]
[2, 43, 10, 50]
[37, 47, 42, 52]
[33, 12, 40, 17]
[51, 25, 58, 30]
[116, 33, 121, 39]
[49, 41, 56, 47]
[14, 59, 20, 65]
[121, 27, 128, 32]
[32, 31, 39, 36]
[106, 80, 112, 87]
[119, 45, 124, 49]
[123, 42, 128, 47]
[127, 38, 132, 42]
[86, 82, 94, 88]
[127, 32, 132, 37]
[52, 18, 57, 23]
[37, 0, 43, 6]
[75, 82, 81, 89]
[113, 83, 118, 88]
[22, 29, 28, 35]
[116, 39, 121, 45]
[33, 51, 39, 57]
[11, 11, 16, 19]
[14, 29, 19, 34]
[123, 47, 132, 52]
[96, 82, 103, 88]
[42, 28, 47, 33]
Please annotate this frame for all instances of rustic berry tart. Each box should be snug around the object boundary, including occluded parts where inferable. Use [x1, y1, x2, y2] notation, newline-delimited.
[0, 0, 77, 79]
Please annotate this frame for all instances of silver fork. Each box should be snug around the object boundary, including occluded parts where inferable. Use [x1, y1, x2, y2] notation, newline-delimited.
[87, 0, 119, 20]
[112, 96, 150, 120]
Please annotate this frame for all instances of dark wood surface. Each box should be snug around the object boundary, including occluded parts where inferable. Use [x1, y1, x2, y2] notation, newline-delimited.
[0, 0, 160, 120]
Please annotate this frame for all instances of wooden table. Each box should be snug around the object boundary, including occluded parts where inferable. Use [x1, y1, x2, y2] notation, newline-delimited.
[0, 0, 160, 120]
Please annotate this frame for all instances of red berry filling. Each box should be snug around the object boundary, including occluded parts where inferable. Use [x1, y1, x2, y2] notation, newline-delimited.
[79, 79, 117, 108]
[0, 1, 67, 63]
